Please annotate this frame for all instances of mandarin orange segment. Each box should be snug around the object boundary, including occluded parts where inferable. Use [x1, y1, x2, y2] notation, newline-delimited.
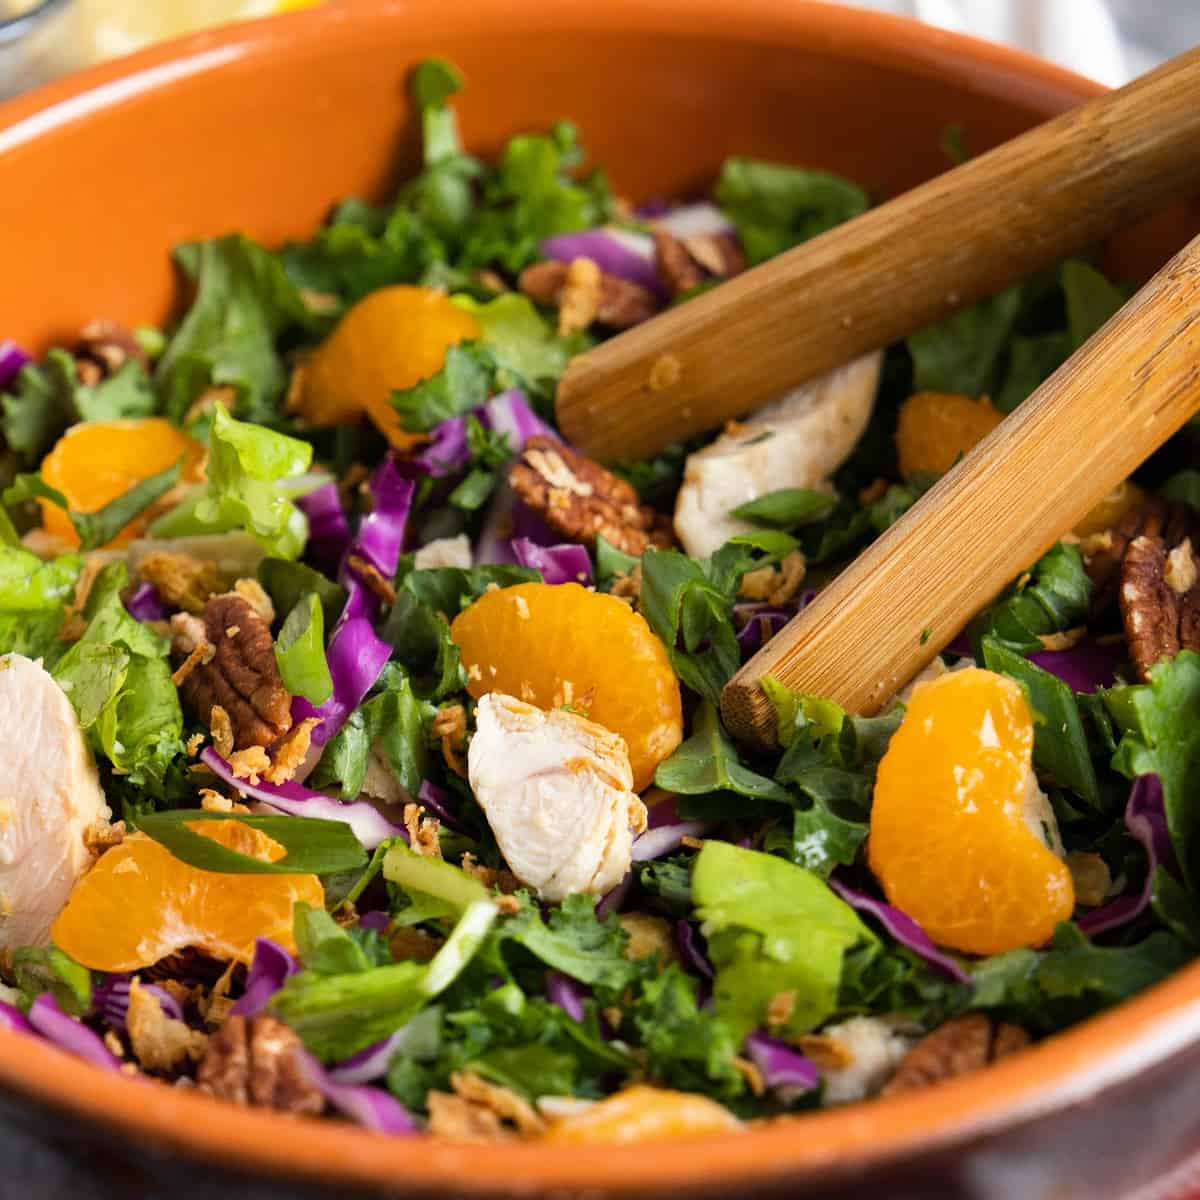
[450, 582, 683, 792]
[868, 668, 1074, 956]
[895, 392, 1004, 480]
[294, 285, 481, 449]
[39, 418, 205, 549]
[542, 1086, 741, 1144]
[50, 821, 323, 972]
[1073, 479, 1146, 538]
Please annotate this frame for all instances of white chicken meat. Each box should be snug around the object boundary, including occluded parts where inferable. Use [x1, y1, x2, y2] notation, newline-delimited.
[0, 654, 110, 949]
[468, 694, 647, 901]
[673, 352, 883, 558]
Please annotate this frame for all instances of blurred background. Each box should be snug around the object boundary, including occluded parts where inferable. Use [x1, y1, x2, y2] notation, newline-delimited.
[0, 0, 1193, 101]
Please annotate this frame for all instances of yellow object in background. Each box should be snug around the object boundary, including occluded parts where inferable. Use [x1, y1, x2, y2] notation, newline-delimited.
[75, 0, 320, 63]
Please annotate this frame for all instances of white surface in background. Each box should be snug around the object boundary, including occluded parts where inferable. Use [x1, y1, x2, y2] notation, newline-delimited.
[835, 0, 1130, 83]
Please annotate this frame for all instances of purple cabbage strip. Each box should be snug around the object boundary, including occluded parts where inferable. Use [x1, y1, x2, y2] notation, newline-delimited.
[510, 538, 593, 586]
[540, 228, 663, 297]
[595, 871, 632, 918]
[545, 970, 588, 1023]
[0, 341, 30, 391]
[0, 1000, 33, 1034]
[296, 481, 352, 576]
[28, 994, 122, 1072]
[124, 582, 169, 623]
[631, 821, 711, 863]
[409, 415, 471, 479]
[231, 938, 298, 1019]
[1078, 775, 1175, 937]
[674, 920, 714, 980]
[95, 975, 183, 1032]
[481, 390, 557, 449]
[346, 457, 414, 583]
[299, 1050, 418, 1135]
[358, 910, 392, 933]
[1029, 639, 1125, 694]
[829, 876, 972, 985]
[733, 592, 815, 660]
[201, 747, 405, 850]
[327, 1032, 405, 1086]
[743, 1031, 819, 1095]
[416, 779, 464, 833]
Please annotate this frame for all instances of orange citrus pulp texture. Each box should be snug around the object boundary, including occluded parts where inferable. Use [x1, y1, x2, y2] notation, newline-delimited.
[294, 285, 481, 450]
[39, 418, 206, 549]
[895, 391, 1003, 480]
[51, 821, 323, 972]
[543, 1085, 741, 1144]
[450, 582, 684, 792]
[868, 668, 1074, 956]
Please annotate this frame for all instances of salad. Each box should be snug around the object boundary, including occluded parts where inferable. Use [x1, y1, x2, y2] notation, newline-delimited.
[0, 58, 1197, 1143]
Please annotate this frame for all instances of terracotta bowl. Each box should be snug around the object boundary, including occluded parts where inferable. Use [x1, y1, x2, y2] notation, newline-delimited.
[1, 3, 1199, 1197]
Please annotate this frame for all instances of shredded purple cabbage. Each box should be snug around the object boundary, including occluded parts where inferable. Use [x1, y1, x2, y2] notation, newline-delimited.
[481, 390, 557, 449]
[0, 341, 30, 391]
[346, 457, 414, 585]
[94, 976, 183, 1032]
[296, 481, 352, 576]
[545, 970, 588, 1022]
[28, 994, 122, 1071]
[124, 582, 169, 623]
[358, 910, 391, 933]
[595, 871, 632, 918]
[743, 1031, 819, 1094]
[299, 1050, 418, 1134]
[232, 938, 298, 1018]
[201, 747, 404, 850]
[733, 592, 815, 659]
[510, 538, 593, 586]
[326, 1032, 406, 1085]
[631, 821, 711, 863]
[1029, 639, 1125, 694]
[0, 1000, 32, 1034]
[1078, 775, 1175, 936]
[410, 415, 471, 479]
[674, 920, 714, 980]
[829, 876, 972, 984]
[540, 229, 663, 296]
[416, 779, 463, 832]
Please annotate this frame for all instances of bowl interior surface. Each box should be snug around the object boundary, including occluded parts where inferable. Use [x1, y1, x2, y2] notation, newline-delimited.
[1, 1, 1199, 1195]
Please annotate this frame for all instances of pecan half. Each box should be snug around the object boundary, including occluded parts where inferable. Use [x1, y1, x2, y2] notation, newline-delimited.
[653, 230, 745, 298]
[518, 260, 658, 330]
[172, 593, 292, 751]
[74, 319, 148, 386]
[1085, 498, 1200, 609]
[881, 1013, 1029, 1097]
[1119, 533, 1200, 681]
[509, 435, 673, 556]
[197, 1015, 323, 1116]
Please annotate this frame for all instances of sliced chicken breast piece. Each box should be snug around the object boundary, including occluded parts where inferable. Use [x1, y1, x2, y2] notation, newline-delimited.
[468, 694, 647, 901]
[674, 352, 883, 559]
[0, 654, 110, 949]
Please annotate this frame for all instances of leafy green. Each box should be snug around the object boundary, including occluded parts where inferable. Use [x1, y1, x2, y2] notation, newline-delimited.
[692, 841, 876, 1038]
[5, 458, 181, 552]
[390, 343, 494, 433]
[970, 542, 1092, 654]
[1, 350, 157, 465]
[451, 293, 577, 398]
[132, 810, 368, 876]
[155, 234, 310, 424]
[0, 544, 81, 660]
[312, 666, 431, 799]
[1107, 651, 1200, 884]
[980, 637, 1099, 806]
[714, 158, 868, 264]
[257, 558, 345, 630]
[274, 593, 333, 705]
[908, 286, 1022, 396]
[501, 894, 637, 993]
[1061, 259, 1127, 349]
[14, 946, 91, 1017]
[731, 488, 835, 528]
[295, 903, 392, 974]
[655, 703, 791, 805]
[150, 404, 313, 558]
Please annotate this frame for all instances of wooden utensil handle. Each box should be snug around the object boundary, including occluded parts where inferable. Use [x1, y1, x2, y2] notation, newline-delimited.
[557, 47, 1200, 463]
[721, 233, 1200, 748]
